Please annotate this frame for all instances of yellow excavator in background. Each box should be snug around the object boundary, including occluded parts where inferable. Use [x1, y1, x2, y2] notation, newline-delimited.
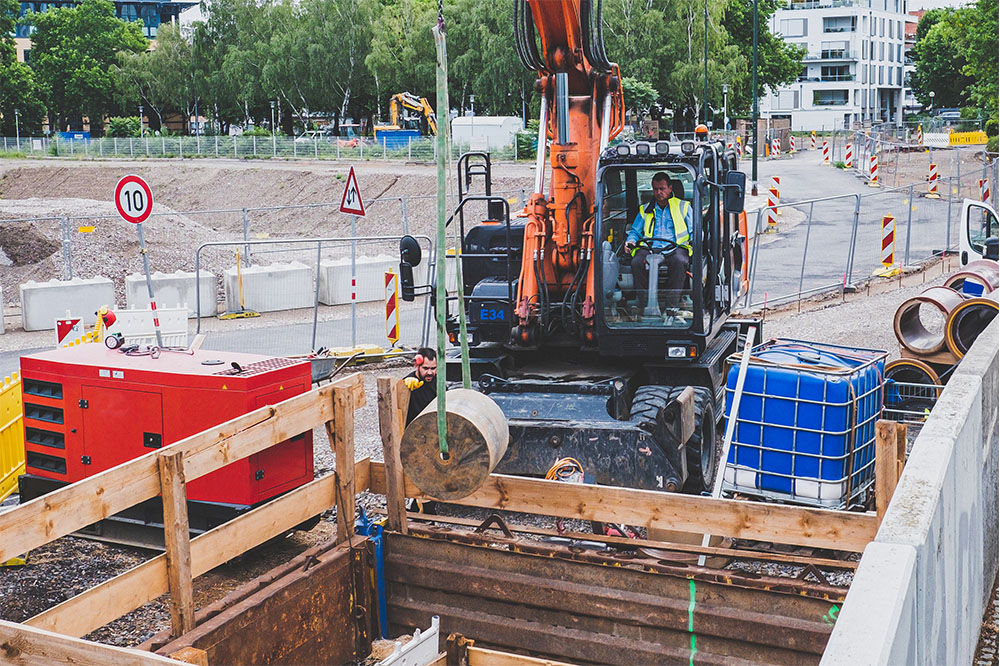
[374, 92, 438, 148]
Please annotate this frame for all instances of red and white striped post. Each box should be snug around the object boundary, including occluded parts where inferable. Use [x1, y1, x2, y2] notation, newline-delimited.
[772, 176, 781, 215]
[811, 132, 816, 150]
[869, 154, 879, 186]
[385, 269, 400, 345]
[878, 215, 899, 275]
[980, 178, 991, 205]
[771, 138, 780, 157]
[767, 187, 779, 231]
[790, 135, 796, 152]
[928, 163, 939, 197]
[845, 143, 853, 168]
[916, 124, 923, 145]
[822, 140, 830, 164]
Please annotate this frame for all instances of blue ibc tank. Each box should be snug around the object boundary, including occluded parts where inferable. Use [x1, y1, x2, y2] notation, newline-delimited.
[722, 339, 886, 509]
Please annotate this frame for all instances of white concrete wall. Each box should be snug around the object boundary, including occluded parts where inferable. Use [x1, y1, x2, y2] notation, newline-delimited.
[223, 262, 313, 313]
[822, 319, 999, 665]
[318, 255, 397, 305]
[125, 270, 217, 318]
[19, 277, 116, 331]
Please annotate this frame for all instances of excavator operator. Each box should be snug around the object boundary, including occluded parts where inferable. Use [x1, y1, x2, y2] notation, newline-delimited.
[624, 172, 692, 305]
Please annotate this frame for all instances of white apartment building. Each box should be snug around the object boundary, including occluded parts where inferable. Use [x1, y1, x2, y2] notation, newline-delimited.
[762, 0, 915, 130]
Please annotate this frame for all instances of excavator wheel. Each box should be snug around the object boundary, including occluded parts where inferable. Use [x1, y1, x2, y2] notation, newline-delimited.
[668, 386, 717, 494]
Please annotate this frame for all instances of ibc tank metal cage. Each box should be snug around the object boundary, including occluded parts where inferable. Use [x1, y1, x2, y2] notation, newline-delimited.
[722, 339, 887, 510]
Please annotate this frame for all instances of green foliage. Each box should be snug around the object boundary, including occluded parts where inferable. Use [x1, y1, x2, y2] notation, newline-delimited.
[242, 126, 272, 136]
[833, 160, 846, 169]
[106, 115, 140, 136]
[957, 0, 998, 116]
[988, 135, 998, 153]
[28, 0, 148, 135]
[0, 0, 45, 134]
[910, 10, 972, 109]
[985, 118, 998, 137]
[621, 77, 659, 119]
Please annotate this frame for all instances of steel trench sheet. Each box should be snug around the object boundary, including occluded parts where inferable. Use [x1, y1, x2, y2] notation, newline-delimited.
[384, 531, 839, 665]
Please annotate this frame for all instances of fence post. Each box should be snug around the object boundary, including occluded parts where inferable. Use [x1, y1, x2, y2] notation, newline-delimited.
[946, 175, 953, 252]
[845, 194, 862, 284]
[145, 136, 149, 156]
[383, 136, 387, 159]
[401, 196, 410, 235]
[312, 241, 322, 351]
[215, 135, 219, 158]
[99, 138, 103, 158]
[253, 135, 257, 158]
[408, 136, 412, 161]
[61, 216, 72, 280]
[242, 208, 251, 265]
[904, 184, 914, 266]
[293, 137, 297, 158]
[179, 135, 183, 159]
[162, 136, 165, 155]
[797, 201, 816, 311]
[113, 137, 117, 155]
[746, 209, 765, 307]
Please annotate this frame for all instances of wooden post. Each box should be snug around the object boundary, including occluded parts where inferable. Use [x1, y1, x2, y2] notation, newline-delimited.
[157, 450, 195, 637]
[169, 646, 209, 665]
[327, 376, 363, 543]
[377, 377, 410, 534]
[895, 422, 908, 479]
[875, 420, 900, 522]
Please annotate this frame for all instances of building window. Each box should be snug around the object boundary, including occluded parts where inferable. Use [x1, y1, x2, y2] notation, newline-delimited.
[776, 90, 800, 109]
[823, 16, 856, 32]
[780, 18, 808, 37]
[879, 42, 884, 60]
[898, 66, 903, 84]
[880, 17, 885, 37]
[861, 66, 867, 83]
[854, 89, 859, 105]
[814, 90, 850, 106]
[821, 65, 852, 81]
[879, 66, 884, 84]
[889, 19, 894, 38]
[897, 44, 902, 61]
[821, 40, 850, 58]
[888, 44, 894, 61]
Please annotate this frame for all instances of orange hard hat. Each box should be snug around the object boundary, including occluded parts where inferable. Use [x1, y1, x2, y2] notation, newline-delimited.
[695, 124, 709, 137]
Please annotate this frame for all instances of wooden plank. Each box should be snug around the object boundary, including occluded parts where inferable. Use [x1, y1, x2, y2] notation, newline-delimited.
[0, 619, 186, 665]
[328, 383, 357, 543]
[377, 377, 408, 534]
[157, 451, 195, 637]
[368, 462, 878, 551]
[896, 422, 907, 478]
[875, 420, 899, 522]
[167, 647, 208, 665]
[0, 374, 363, 563]
[23, 457, 371, 638]
[468, 644, 604, 666]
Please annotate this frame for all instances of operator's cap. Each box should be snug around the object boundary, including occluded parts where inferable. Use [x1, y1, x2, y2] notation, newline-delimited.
[695, 124, 709, 140]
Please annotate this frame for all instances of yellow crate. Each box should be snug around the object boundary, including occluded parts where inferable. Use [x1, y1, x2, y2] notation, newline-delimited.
[0, 371, 24, 503]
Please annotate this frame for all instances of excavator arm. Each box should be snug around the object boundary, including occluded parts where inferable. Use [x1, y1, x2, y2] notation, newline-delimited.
[511, 0, 624, 346]
[388, 92, 438, 136]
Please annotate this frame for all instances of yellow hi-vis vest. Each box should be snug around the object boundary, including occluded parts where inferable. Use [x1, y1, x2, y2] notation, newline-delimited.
[635, 197, 692, 256]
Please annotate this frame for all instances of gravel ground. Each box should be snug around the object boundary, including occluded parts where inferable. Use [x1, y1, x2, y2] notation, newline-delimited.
[977, 577, 1000, 666]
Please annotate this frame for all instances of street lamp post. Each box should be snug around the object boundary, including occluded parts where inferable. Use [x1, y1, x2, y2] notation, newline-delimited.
[138, 104, 144, 137]
[14, 108, 20, 148]
[929, 91, 935, 116]
[751, 0, 759, 196]
[703, 0, 709, 125]
[722, 86, 730, 129]
[270, 100, 276, 156]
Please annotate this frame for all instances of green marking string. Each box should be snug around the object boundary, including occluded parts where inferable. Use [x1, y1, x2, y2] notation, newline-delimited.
[688, 579, 697, 665]
[433, 17, 449, 457]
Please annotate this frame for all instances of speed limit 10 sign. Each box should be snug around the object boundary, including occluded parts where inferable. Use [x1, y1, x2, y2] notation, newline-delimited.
[115, 174, 153, 224]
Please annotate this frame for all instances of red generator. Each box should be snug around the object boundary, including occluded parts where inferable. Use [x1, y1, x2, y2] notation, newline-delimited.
[17, 344, 315, 545]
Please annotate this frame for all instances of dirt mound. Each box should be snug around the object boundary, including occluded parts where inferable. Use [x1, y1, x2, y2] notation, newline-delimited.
[0, 223, 59, 266]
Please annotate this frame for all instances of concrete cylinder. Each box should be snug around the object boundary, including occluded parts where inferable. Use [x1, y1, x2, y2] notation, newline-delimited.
[893, 286, 966, 355]
[399, 388, 509, 500]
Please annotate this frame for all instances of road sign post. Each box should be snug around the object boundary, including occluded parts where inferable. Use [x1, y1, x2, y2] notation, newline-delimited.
[340, 167, 366, 348]
[115, 174, 163, 347]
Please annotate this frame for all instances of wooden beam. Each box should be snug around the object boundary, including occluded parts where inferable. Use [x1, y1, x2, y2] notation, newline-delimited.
[0, 375, 364, 563]
[167, 647, 209, 666]
[875, 420, 900, 522]
[468, 645, 578, 666]
[157, 451, 195, 638]
[25, 457, 372, 638]
[368, 462, 878, 551]
[377, 377, 409, 534]
[328, 381, 358, 543]
[896, 422, 907, 478]
[0, 619, 186, 665]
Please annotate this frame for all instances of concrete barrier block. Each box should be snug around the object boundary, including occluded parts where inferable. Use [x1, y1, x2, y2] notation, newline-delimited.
[224, 261, 313, 313]
[125, 270, 217, 318]
[19, 277, 115, 331]
[318, 254, 397, 305]
[107, 306, 189, 347]
[821, 542, 917, 665]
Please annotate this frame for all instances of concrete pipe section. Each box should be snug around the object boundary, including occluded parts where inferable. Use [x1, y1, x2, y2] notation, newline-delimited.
[945, 291, 999, 358]
[893, 286, 966, 355]
[943, 260, 1000, 295]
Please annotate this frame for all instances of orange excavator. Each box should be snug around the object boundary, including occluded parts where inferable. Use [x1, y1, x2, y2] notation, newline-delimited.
[401, 0, 753, 494]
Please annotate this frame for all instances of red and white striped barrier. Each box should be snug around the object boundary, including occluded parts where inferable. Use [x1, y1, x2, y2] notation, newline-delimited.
[771, 138, 780, 157]
[845, 143, 853, 168]
[869, 154, 879, 186]
[811, 132, 816, 150]
[928, 163, 939, 197]
[772, 176, 781, 215]
[385, 269, 400, 344]
[980, 178, 991, 205]
[790, 135, 796, 152]
[916, 125, 923, 145]
[875, 215, 900, 276]
[822, 140, 830, 164]
[767, 187, 779, 230]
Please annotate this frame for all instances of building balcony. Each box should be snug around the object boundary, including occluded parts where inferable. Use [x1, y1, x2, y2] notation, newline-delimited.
[788, 0, 861, 8]
[799, 75, 857, 82]
[804, 50, 858, 60]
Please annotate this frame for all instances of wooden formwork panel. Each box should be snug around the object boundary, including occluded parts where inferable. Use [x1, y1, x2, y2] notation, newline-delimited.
[384, 532, 842, 666]
[146, 539, 374, 665]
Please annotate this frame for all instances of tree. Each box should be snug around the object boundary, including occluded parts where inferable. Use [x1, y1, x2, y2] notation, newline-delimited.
[28, 0, 148, 134]
[365, 0, 437, 119]
[621, 76, 659, 121]
[910, 9, 971, 109]
[0, 0, 45, 135]
[115, 23, 195, 131]
[955, 0, 998, 116]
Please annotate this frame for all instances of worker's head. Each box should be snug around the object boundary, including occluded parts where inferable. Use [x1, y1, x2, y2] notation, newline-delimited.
[651, 172, 674, 207]
[414, 347, 437, 382]
[695, 124, 709, 140]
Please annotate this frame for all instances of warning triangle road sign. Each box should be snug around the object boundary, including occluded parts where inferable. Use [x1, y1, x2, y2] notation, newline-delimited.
[339, 166, 366, 216]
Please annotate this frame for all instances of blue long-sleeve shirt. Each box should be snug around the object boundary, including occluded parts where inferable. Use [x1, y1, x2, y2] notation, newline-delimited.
[626, 199, 692, 252]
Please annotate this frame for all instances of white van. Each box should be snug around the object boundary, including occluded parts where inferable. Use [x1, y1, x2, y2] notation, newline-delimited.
[960, 198, 999, 265]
